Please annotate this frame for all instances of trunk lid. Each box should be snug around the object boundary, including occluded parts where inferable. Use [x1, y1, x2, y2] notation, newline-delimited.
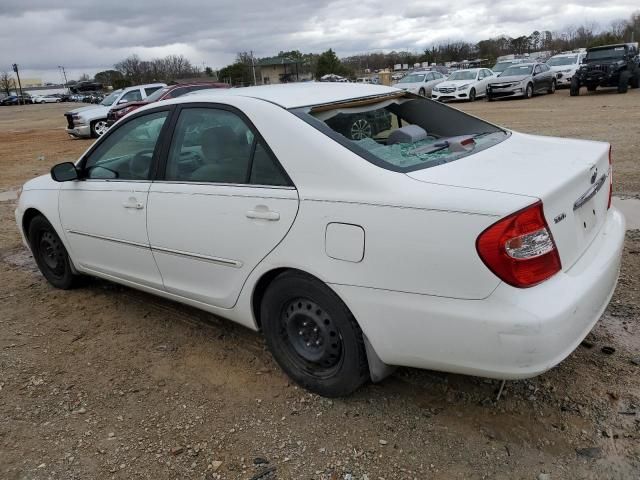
[406, 132, 611, 270]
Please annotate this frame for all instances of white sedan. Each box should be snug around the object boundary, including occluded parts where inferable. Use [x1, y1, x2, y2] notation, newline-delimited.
[392, 70, 447, 96]
[15, 83, 625, 397]
[32, 95, 61, 104]
[431, 68, 495, 101]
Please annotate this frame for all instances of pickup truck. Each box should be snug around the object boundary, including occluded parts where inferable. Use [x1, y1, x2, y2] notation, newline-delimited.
[64, 83, 165, 138]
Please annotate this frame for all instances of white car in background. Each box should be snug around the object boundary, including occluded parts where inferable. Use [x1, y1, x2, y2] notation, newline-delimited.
[547, 52, 586, 86]
[64, 83, 166, 138]
[17, 83, 624, 397]
[32, 95, 61, 104]
[393, 70, 446, 96]
[431, 68, 495, 102]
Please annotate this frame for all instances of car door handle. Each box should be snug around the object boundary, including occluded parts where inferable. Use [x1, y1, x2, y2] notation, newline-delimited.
[122, 197, 144, 210]
[246, 209, 280, 221]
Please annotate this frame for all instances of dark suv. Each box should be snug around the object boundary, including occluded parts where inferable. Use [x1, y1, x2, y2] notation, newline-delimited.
[570, 43, 640, 95]
[106, 82, 228, 126]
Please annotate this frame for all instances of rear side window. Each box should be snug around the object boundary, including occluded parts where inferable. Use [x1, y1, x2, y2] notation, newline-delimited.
[144, 86, 163, 96]
[164, 107, 290, 186]
[297, 96, 507, 173]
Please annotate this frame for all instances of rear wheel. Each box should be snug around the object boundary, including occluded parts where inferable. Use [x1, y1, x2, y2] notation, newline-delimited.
[586, 84, 597, 92]
[618, 71, 630, 93]
[468, 88, 476, 102]
[418, 87, 426, 97]
[261, 272, 369, 397]
[570, 78, 580, 96]
[28, 215, 77, 289]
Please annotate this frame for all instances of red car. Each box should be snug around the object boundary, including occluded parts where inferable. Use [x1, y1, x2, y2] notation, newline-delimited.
[106, 82, 229, 126]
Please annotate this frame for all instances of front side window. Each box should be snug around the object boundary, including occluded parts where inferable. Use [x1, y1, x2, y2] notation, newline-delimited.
[100, 90, 122, 106]
[165, 107, 289, 186]
[300, 94, 507, 173]
[83, 111, 168, 180]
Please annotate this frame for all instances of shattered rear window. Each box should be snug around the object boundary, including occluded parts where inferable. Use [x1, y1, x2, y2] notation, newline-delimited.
[293, 95, 508, 172]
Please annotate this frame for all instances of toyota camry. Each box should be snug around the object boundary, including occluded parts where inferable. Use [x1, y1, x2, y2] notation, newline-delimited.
[15, 83, 625, 397]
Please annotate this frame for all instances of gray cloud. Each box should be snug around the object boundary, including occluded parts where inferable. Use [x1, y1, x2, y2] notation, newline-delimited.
[2, 0, 637, 82]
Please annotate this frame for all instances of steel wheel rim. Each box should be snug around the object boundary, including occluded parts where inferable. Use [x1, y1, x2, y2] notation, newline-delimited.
[94, 121, 109, 136]
[350, 119, 372, 140]
[39, 231, 65, 278]
[279, 298, 344, 377]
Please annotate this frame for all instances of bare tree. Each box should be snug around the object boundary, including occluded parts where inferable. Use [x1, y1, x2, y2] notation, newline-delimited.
[0, 71, 15, 96]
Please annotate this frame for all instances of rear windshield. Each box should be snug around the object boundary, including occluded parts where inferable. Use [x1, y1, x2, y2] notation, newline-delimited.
[145, 86, 170, 102]
[294, 95, 507, 173]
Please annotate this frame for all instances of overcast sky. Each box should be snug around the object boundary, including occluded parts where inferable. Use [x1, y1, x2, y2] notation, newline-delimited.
[2, 0, 637, 82]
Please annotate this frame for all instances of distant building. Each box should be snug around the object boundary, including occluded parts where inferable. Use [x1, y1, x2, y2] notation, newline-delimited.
[18, 78, 44, 88]
[258, 57, 312, 85]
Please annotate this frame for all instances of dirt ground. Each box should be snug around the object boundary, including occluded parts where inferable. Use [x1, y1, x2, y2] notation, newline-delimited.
[0, 91, 639, 480]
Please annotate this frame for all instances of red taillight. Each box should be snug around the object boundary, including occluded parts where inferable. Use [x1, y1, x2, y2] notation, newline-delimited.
[607, 145, 612, 209]
[476, 201, 561, 288]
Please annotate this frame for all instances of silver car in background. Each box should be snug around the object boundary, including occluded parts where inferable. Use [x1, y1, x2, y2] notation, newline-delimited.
[393, 70, 446, 96]
[487, 63, 557, 101]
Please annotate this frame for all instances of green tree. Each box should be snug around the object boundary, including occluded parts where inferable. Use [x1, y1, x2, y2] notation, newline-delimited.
[315, 49, 350, 79]
[94, 69, 123, 87]
[204, 66, 214, 77]
[218, 62, 252, 86]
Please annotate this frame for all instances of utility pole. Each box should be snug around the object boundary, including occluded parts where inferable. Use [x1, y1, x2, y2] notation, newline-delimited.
[250, 50, 257, 86]
[58, 65, 69, 94]
[12, 63, 24, 105]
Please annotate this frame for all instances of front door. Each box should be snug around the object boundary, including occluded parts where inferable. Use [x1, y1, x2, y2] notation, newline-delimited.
[59, 109, 170, 288]
[147, 105, 299, 308]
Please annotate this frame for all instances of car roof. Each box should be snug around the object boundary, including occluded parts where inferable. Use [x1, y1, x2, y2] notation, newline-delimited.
[188, 82, 400, 109]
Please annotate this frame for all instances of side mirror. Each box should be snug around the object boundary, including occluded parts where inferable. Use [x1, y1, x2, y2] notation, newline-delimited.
[118, 98, 129, 104]
[51, 162, 79, 182]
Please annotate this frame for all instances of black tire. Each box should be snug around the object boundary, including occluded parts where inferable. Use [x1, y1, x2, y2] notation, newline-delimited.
[618, 71, 630, 93]
[524, 83, 533, 99]
[630, 73, 639, 89]
[260, 271, 369, 397]
[586, 84, 597, 92]
[418, 87, 426, 97]
[468, 88, 476, 102]
[28, 215, 76, 289]
[487, 95, 494, 102]
[548, 79, 556, 94]
[570, 78, 580, 96]
[90, 119, 109, 138]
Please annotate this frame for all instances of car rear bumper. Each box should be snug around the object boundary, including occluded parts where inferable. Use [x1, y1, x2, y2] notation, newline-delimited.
[332, 207, 625, 379]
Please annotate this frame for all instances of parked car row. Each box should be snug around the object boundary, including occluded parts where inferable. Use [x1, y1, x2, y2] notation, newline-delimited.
[64, 82, 229, 138]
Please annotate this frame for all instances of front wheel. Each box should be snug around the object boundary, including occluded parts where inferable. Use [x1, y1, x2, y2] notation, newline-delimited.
[524, 83, 533, 99]
[418, 88, 426, 97]
[261, 272, 369, 397]
[28, 215, 77, 290]
[630, 73, 639, 89]
[468, 88, 476, 102]
[618, 71, 630, 93]
[91, 119, 109, 137]
[548, 80, 556, 94]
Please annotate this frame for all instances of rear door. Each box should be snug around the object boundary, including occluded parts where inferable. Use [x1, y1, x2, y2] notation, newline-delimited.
[147, 104, 299, 308]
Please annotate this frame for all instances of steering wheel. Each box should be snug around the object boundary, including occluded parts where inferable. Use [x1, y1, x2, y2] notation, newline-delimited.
[128, 149, 154, 179]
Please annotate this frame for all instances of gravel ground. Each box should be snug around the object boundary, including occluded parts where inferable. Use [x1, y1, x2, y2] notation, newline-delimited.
[0, 90, 639, 480]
